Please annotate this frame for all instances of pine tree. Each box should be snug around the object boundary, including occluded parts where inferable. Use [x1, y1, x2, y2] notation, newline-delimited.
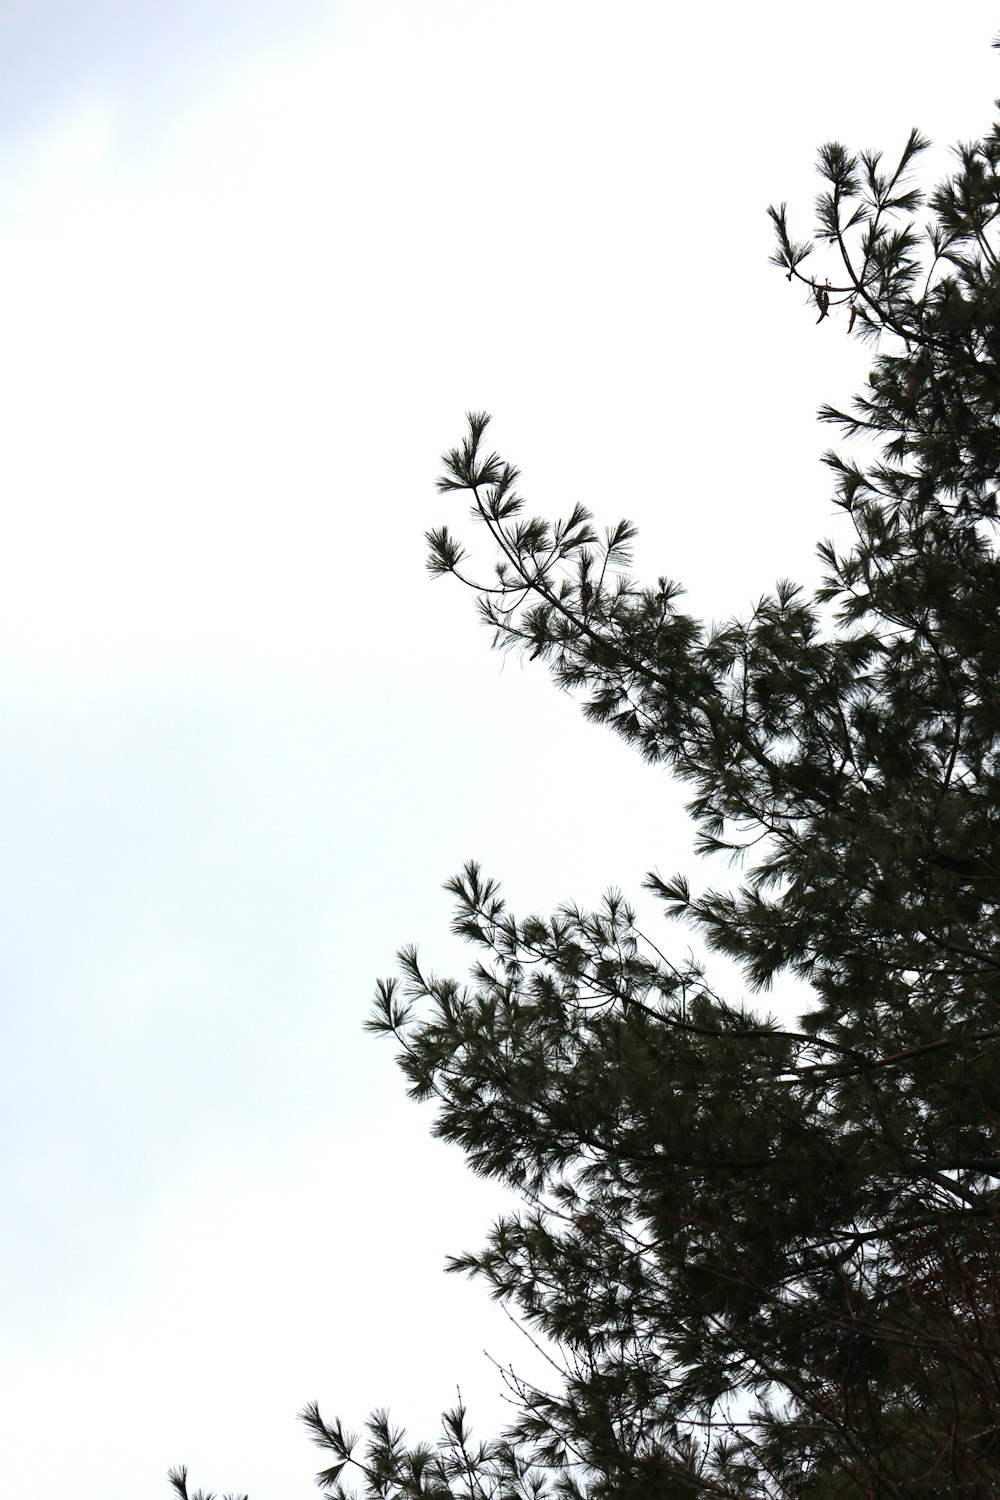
[178, 64, 1000, 1500]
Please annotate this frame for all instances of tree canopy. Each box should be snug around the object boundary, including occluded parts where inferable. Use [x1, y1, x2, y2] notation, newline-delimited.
[178, 68, 1000, 1500]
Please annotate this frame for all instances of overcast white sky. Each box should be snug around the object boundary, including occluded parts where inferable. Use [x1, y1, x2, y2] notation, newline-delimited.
[0, 5, 996, 1497]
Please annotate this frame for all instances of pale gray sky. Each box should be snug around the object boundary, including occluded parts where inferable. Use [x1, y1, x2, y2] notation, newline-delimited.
[0, 5, 996, 1497]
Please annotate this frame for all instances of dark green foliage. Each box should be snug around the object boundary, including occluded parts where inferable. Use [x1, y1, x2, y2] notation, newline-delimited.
[174, 68, 1000, 1500]
[351, 108, 1000, 1499]
[168, 1465, 248, 1500]
[299, 1400, 552, 1500]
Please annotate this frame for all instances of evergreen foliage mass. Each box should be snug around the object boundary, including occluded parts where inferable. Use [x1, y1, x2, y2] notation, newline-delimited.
[177, 66, 1000, 1500]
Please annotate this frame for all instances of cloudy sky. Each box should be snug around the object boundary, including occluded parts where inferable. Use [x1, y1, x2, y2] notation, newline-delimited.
[1, 5, 996, 1497]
